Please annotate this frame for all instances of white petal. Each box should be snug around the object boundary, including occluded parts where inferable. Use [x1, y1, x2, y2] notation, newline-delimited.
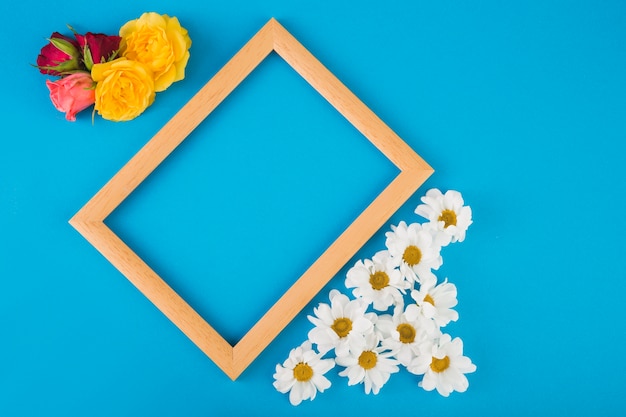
[363, 374, 373, 394]
[420, 372, 436, 392]
[312, 374, 331, 392]
[368, 368, 385, 389]
[301, 381, 315, 402]
[344, 299, 362, 319]
[273, 377, 296, 393]
[335, 354, 357, 367]
[274, 366, 294, 382]
[314, 357, 336, 374]
[352, 317, 373, 334]
[313, 303, 334, 324]
[335, 340, 351, 357]
[288, 382, 304, 405]
[348, 364, 365, 385]
[331, 296, 345, 318]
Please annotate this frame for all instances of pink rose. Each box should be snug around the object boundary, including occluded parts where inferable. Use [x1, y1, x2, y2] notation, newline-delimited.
[36, 32, 82, 76]
[45, 72, 95, 121]
[74, 32, 121, 70]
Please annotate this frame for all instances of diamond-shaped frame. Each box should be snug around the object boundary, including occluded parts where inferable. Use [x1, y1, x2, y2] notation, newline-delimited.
[69, 18, 433, 380]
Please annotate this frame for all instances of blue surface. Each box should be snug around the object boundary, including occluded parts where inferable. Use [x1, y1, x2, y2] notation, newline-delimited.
[2, 0, 626, 415]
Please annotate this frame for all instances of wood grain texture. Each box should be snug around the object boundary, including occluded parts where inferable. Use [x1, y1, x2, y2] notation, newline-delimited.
[69, 18, 433, 380]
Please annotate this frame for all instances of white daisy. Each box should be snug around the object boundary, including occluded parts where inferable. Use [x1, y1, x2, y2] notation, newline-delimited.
[415, 188, 472, 245]
[336, 333, 400, 395]
[376, 306, 436, 366]
[308, 289, 374, 356]
[407, 333, 476, 397]
[405, 277, 458, 328]
[273, 341, 335, 406]
[385, 221, 442, 285]
[345, 250, 408, 311]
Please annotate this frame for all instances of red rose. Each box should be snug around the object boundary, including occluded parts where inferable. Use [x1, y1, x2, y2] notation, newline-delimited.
[46, 72, 95, 121]
[75, 32, 121, 70]
[36, 32, 83, 76]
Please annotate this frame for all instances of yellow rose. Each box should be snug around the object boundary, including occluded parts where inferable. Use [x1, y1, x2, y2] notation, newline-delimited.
[119, 12, 192, 92]
[92, 58, 156, 122]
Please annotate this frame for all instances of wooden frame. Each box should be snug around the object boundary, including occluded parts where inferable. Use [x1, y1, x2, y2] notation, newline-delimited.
[69, 18, 433, 380]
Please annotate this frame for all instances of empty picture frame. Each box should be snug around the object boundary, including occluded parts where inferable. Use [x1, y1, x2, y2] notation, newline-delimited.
[69, 18, 433, 380]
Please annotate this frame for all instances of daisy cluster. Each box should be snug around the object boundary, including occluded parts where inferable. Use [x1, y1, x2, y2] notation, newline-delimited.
[273, 189, 476, 406]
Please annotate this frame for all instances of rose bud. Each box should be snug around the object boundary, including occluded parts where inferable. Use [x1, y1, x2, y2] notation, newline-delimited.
[36, 32, 83, 76]
[74, 32, 121, 70]
[45, 72, 95, 121]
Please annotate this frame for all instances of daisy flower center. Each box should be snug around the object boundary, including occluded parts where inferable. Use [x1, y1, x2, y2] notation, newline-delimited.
[423, 294, 435, 305]
[293, 362, 314, 382]
[331, 317, 353, 338]
[369, 271, 390, 290]
[438, 209, 457, 228]
[397, 323, 416, 343]
[402, 245, 422, 267]
[430, 356, 450, 373]
[358, 350, 378, 370]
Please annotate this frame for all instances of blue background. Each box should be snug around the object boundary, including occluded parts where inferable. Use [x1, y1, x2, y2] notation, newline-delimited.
[2, 0, 625, 415]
